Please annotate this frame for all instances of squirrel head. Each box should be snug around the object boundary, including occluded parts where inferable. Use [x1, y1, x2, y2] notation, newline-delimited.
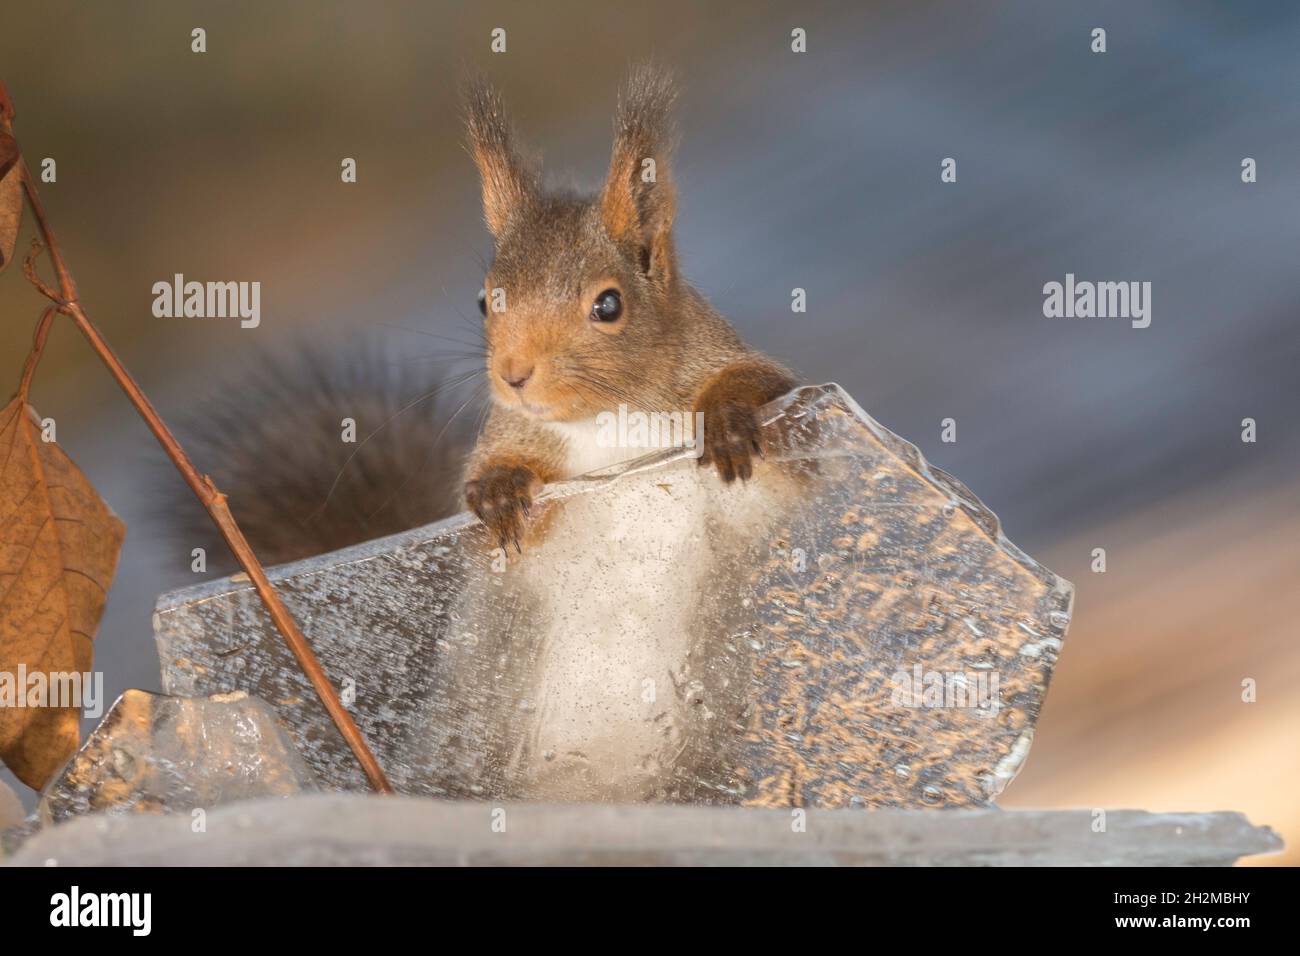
[465, 65, 682, 422]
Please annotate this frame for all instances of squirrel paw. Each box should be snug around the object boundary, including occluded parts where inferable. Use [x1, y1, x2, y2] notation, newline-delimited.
[697, 396, 765, 483]
[465, 464, 538, 553]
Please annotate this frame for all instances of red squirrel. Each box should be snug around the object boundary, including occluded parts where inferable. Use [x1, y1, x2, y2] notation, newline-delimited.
[462, 65, 795, 551]
[169, 66, 795, 569]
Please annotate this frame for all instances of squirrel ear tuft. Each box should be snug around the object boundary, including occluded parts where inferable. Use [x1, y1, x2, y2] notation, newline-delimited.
[463, 75, 537, 238]
[601, 63, 679, 284]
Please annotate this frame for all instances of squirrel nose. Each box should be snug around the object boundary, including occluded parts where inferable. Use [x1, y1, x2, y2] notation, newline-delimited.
[501, 363, 534, 389]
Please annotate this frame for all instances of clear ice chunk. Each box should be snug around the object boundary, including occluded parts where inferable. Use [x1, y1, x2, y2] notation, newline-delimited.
[38, 689, 316, 824]
[154, 385, 1073, 807]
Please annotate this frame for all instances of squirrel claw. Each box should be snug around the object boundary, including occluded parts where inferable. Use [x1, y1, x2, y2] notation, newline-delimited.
[698, 397, 764, 484]
[465, 463, 539, 554]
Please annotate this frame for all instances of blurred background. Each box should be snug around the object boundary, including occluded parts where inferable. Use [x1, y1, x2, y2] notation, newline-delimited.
[1, 1, 1296, 863]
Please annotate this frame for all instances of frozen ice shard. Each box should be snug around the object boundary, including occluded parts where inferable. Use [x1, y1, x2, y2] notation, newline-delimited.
[38, 689, 316, 824]
[154, 385, 1073, 807]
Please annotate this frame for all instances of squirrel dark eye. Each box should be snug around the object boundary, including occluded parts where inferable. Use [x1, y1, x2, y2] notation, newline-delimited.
[590, 289, 623, 322]
[477, 288, 488, 317]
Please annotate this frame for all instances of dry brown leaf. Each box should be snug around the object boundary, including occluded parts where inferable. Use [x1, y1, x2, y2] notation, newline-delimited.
[0, 131, 21, 272]
[0, 396, 125, 789]
[0, 131, 17, 177]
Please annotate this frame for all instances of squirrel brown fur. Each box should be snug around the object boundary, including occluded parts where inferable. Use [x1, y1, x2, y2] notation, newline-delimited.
[167, 65, 795, 570]
[463, 65, 796, 551]
[167, 343, 470, 570]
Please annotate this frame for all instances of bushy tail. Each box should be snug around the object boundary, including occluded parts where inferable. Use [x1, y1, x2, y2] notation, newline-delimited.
[160, 340, 479, 571]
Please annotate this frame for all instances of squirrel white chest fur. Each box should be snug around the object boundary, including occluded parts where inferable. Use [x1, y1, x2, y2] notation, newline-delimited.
[491, 418, 773, 801]
[543, 416, 651, 478]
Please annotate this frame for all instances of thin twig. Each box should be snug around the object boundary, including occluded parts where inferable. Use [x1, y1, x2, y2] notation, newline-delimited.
[0, 81, 392, 794]
[22, 238, 61, 304]
[16, 304, 56, 401]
